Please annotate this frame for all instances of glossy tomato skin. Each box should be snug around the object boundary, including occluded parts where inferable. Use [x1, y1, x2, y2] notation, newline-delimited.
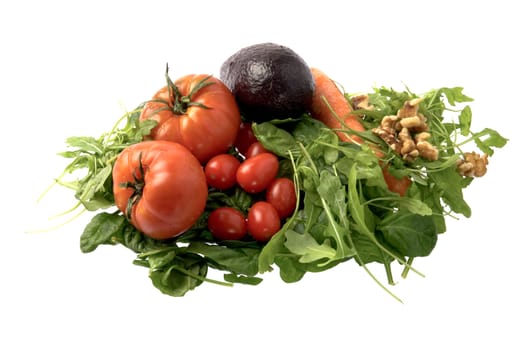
[266, 177, 297, 219]
[207, 207, 247, 241]
[234, 121, 257, 156]
[204, 154, 240, 190]
[247, 201, 281, 242]
[140, 74, 241, 163]
[245, 141, 269, 159]
[112, 140, 208, 240]
[236, 153, 279, 193]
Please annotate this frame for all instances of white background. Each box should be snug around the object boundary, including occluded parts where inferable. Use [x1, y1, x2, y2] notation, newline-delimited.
[1, 0, 523, 349]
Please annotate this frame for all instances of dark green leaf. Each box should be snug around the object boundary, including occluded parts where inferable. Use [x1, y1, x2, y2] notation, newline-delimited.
[429, 167, 471, 217]
[351, 232, 393, 265]
[80, 212, 126, 253]
[252, 121, 297, 158]
[149, 254, 208, 297]
[274, 255, 307, 283]
[377, 211, 438, 257]
[186, 242, 260, 276]
[223, 273, 263, 285]
[258, 226, 288, 273]
[291, 117, 326, 144]
[147, 250, 177, 270]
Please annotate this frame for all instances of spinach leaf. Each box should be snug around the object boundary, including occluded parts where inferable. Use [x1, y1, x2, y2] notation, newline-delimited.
[377, 211, 438, 257]
[186, 241, 260, 277]
[149, 253, 208, 297]
[80, 212, 126, 253]
[223, 273, 263, 285]
[252, 121, 298, 158]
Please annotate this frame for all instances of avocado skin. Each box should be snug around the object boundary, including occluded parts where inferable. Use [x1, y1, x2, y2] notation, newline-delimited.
[220, 43, 314, 121]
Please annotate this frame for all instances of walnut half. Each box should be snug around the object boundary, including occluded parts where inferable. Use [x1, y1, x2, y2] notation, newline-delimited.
[457, 152, 489, 177]
[372, 98, 438, 162]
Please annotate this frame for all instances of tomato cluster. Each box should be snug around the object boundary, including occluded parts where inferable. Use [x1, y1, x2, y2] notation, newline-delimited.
[112, 71, 296, 243]
[205, 122, 297, 242]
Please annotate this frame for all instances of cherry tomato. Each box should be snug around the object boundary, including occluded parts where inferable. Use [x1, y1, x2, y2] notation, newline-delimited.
[236, 153, 279, 193]
[245, 141, 269, 158]
[234, 121, 257, 156]
[207, 207, 247, 241]
[113, 140, 208, 240]
[204, 154, 240, 190]
[247, 201, 281, 242]
[140, 71, 240, 163]
[266, 177, 297, 219]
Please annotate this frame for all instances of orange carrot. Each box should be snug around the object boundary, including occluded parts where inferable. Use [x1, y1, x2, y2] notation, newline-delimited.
[309, 67, 365, 144]
[309, 67, 411, 196]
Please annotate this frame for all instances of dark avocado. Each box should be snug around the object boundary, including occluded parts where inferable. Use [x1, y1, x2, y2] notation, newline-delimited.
[220, 43, 315, 122]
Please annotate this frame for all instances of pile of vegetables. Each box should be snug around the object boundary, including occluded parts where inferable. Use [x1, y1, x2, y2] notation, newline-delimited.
[46, 44, 507, 301]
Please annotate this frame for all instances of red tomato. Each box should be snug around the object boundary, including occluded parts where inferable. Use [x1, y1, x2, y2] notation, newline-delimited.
[207, 207, 247, 241]
[266, 178, 297, 219]
[247, 201, 281, 242]
[236, 153, 279, 193]
[382, 167, 412, 196]
[204, 154, 240, 190]
[245, 141, 269, 158]
[113, 140, 208, 240]
[140, 72, 241, 163]
[234, 121, 257, 156]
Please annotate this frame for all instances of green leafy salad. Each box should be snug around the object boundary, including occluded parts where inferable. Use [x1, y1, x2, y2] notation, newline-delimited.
[45, 81, 507, 301]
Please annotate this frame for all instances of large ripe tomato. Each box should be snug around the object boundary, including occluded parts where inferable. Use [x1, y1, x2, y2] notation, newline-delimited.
[112, 140, 208, 240]
[140, 69, 241, 163]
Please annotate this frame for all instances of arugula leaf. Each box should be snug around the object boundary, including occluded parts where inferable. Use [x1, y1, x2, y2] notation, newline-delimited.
[429, 166, 472, 217]
[458, 105, 472, 136]
[472, 128, 508, 156]
[54, 106, 157, 213]
[52, 80, 508, 300]
[284, 229, 337, 264]
[438, 87, 474, 106]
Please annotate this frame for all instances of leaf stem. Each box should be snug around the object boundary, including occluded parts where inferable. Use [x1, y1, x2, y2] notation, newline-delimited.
[384, 262, 395, 285]
[402, 257, 415, 278]
[169, 265, 233, 287]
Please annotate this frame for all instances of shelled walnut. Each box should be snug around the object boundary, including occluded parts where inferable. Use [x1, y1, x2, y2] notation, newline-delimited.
[457, 152, 488, 177]
[372, 98, 439, 162]
[350, 94, 374, 111]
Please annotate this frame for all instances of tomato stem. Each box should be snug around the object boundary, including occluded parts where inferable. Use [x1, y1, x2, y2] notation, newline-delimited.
[164, 63, 214, 114]
[120, 152, 146, 220]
